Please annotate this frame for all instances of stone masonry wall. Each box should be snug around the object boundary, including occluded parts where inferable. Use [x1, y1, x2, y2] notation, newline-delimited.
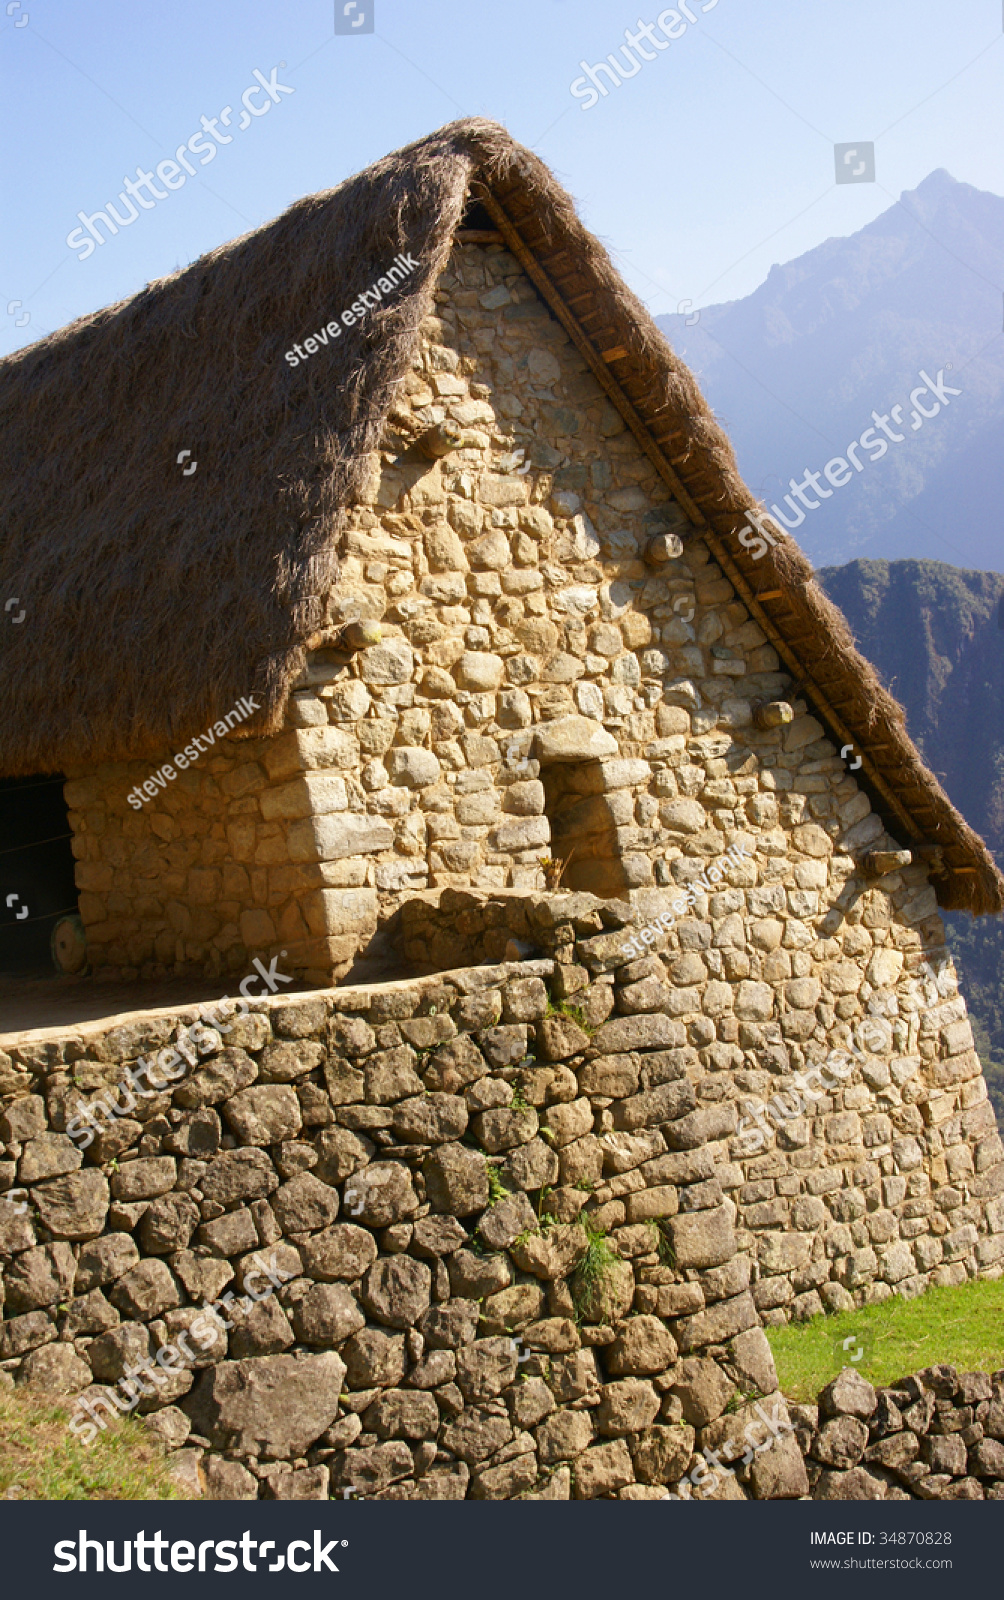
[0, 949, 808, 1502]
[393, 889, 1004, 1322]
[62, 230, 753, 982]
[796, 1363, 1004, 1501]
[56, 238, 1002, 1327]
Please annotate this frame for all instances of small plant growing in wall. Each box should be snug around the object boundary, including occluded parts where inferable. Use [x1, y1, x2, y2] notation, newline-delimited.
[571, 1218, 621, 1323]
[485, 1165, 510, 1206]
[538, 851, 574, 890]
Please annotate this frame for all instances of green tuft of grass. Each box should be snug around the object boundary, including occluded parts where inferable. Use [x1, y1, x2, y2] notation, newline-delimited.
[767, 1277, 1004, 1403]
[571, 1220, 622, 1323]
[0, 1390, 192, 1501]
[545, 997, 596, 1036]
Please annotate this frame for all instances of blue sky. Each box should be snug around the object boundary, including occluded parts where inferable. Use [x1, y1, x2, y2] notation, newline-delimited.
[2, 0, 1003, 353]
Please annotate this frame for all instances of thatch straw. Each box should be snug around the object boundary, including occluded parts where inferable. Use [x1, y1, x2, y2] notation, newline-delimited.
[1, 118, 999, 913]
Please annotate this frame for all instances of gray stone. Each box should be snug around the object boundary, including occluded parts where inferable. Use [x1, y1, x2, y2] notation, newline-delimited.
[455, 1337, 520, 1402]
[448, 1249, 513, 1300]
[109, 1259, 181, 1321]
[62, 1289, 120, 1337]
[183, 1351, 347, 1455]
[227, 1295, 295, 1359]
[503, 1138, 559, 1192]
[30, 1170, 109, 1239]
[417, 1299, 481, 1348]
[271, 1172, 341, 1233]
[423, 1143, 489, 1216]
[617, 1081, 693, 1132]
[87, 1320, 153, 1382]
[605, 1316, 677, 1377]
[342, 1162, 419, 1227]
[573, 1439, 635, 1499]
[343, 1327, 407, 1389]
[202, 1457, 258, 1499]
[0, 1095, 46, 1142]
[173, 1046, 258, 1109]
[74, 1233, 140, 1292]
[365, 1388, 440, 1440]
[258, 1039, 326, 1083]
[819, 1367, 878, 1420]
[510, 1224, 589, 1281]
[360, 1257, 432, 1330]
[815, 1466, 887, 1500]
[4, 1242, 76, 1313]
[0, 1311, 56, 1358]
[671, 1357, 736, 1427]
[200, 1148, 278, 1205]
[440, 1405, 513, 1464]
[392, 1094, 468, 1144]
[223, 1085, 302, 1146]
[15, 1342, 92, 1395]
[18, 1133, 82, 1183]
[387, 747, 442, 788]
[477, 1192, 537, 1252]
[533, 717, 618, 763]
[813, 1414, 870, 1468]
[300, 1223, 378, 1282]
[410, 1215, 469, 1257]
[631, 1424, 696, 1485]
[198, 1209, 259, 1257]
[290, 1282, 366, 1346]
[313, 1127, 374, 1185]
[666, 1206, 736, 1270]
[138, 1192, 200, 1255]
[597, 1378, 661, 1437]
[110, 1157, 177, 1202]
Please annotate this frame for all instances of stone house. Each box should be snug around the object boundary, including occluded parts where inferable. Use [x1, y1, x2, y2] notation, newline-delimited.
[1, 120, 1002, 1319]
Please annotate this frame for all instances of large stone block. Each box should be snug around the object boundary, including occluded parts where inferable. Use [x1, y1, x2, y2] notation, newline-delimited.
[667, 1205, 735, 1269]
[183, 1351, 346, 1456]
[532, 717, 618, 763]
[288, 812, 394, 863]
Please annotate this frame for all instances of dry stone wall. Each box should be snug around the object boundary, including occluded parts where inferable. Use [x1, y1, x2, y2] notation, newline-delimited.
[796, 1363, 1004, 1501]
[393, 890, 1004, 1323]
[0, 949, 808, 1502]
[55, 241, 1002, 1330]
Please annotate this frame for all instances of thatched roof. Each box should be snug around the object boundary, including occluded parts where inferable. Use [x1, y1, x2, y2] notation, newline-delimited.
[1, 119, 1000, 913]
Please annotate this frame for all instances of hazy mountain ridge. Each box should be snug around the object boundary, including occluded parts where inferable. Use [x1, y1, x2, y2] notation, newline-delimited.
[658, 170, 1004, 571]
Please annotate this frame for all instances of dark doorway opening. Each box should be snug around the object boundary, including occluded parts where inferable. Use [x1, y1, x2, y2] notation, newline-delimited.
[0, 774, 79, 976]
[539, 761, 631, 897]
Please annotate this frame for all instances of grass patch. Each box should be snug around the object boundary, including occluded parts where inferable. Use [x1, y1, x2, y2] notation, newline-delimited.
[571, 1220, 622, 1323]
[544, 998, 596, 1036]
[767, 1277, 1004, 1403]
[0, 1389, 191, 1500]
